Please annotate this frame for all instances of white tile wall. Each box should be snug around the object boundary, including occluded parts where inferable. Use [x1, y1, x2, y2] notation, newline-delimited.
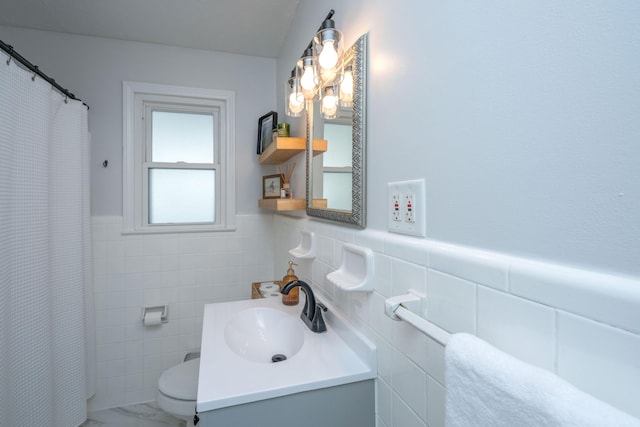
[91, 212, 640, 424]
[426, 270, 476, 334]
[392, 349, 428, 422]
[272, 215, 640, 427]
[89, 215, 275, 411]
[476, 286, 556, 370]
[426, 377, 446, 427]
[557, 312, 640, 416]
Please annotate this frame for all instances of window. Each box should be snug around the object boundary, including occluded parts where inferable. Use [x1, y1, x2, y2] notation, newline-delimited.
[123, 82, 235, 233]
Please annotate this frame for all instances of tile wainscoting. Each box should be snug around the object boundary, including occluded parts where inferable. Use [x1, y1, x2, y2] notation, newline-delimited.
[90, 213, 640, 427]
[89, 215, 275, 411]
[271, 215, 640, 427]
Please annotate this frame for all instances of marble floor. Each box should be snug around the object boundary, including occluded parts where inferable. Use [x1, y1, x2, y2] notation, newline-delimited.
[81, 401, 185, 427]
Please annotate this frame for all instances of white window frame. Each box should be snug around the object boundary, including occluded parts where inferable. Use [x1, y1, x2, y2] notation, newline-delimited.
[123, 81, 235, 234]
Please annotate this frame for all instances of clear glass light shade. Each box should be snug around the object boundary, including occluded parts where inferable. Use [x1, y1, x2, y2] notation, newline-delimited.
[298, 52, 318, 100]
[319, 65, 340, 86]
[314, 23, 343, 85]
[321, 86, 339, 119]
[339, 66, 353, 107]
[285, 72, 304, 117]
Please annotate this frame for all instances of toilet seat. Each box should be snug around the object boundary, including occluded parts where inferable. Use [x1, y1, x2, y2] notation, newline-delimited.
[158, 358, 199, 401]
[157, 358, 200, 420]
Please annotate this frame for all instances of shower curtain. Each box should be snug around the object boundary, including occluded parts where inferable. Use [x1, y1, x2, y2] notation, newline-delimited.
[0, 51, 95, 426]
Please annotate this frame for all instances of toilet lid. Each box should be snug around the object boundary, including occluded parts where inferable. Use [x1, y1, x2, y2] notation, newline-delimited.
[158, 358, 200, 401]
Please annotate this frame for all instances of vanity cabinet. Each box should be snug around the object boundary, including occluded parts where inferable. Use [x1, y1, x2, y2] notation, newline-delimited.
[197, 296, 377, 427]
[258, 137, 327, 211]
[197, 380, 374, 427]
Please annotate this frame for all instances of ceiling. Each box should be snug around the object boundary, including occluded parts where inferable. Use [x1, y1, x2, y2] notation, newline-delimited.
[0, 0, 300, 58]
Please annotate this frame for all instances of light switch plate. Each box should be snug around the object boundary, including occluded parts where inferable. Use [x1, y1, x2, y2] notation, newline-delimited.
[387, 179, 426, 237]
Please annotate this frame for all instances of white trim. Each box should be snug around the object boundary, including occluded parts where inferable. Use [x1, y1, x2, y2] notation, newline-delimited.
[122, 81, 236, 234]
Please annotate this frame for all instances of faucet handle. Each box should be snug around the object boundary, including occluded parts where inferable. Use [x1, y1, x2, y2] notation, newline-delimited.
[311, 302, 327, 333]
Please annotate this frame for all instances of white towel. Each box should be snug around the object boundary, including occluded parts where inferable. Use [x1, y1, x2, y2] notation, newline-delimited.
[445, 333, 640, 427]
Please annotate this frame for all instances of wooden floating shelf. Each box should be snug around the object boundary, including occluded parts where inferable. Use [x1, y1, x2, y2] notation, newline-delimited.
[258, 198, 306, 211]
[259, 137, 328, 165]
[310, 199, 328, 209]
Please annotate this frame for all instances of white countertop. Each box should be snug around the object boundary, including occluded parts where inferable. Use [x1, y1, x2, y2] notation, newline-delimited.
[196, 295, 376, 412]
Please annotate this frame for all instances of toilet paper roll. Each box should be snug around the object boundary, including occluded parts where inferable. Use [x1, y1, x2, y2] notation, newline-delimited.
[262, 292, 281, 298]
[143, 311, 163, 326]
[259, 283, 280, 293]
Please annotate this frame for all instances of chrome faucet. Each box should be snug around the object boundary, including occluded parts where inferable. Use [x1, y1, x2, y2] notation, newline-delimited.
[281, 280, 327, 333]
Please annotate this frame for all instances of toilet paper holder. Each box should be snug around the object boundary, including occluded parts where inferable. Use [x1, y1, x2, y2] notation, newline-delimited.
[141, 305, 169, 324]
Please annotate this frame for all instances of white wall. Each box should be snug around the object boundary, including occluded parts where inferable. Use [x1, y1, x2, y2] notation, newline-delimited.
[0, 25, 275, 216]
[274, 1, 640, 427]
[277, 0, 640, 278]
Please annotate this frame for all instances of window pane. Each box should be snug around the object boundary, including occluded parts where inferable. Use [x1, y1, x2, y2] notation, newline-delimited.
[149, 169, 215, 224]
[152, 111, 214, 163]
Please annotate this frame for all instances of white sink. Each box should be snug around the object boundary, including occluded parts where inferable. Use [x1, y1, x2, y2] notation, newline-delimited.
[224, 307, 304, 363]
[198, 296, 376, 412]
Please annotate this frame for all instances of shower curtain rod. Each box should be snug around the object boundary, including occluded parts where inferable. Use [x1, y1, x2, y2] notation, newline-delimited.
[1, 39, 88, 108]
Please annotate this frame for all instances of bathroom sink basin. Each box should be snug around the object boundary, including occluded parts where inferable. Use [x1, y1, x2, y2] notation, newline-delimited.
[224, 307, 304, 363]
[199, 297, 377, 412]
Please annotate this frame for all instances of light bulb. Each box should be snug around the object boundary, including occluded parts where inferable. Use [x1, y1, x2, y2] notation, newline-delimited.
[340, 71, 353, 96]
[340, 70, 353, 105]
[322, 94, 336, 110]
[289, 92, 304, 114]
[322, 87, 338, 118]
[323, 102, 338, 118]
[320, 67, 337, 85]
[300, 66, 316, 90]
[319, 40, 339, 70]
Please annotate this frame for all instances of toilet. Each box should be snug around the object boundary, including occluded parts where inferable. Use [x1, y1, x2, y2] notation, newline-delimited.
[157, 358, 200, 427]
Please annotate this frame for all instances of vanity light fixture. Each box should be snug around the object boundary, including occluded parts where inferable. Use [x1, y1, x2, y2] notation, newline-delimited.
[321, 85, 339, 119]
[316, 19, 341, 69]
[285, 10, 350, 117]
[314, 18, 343, 85]
[286, 68, 304, 117]
[298, 48, 318, 100]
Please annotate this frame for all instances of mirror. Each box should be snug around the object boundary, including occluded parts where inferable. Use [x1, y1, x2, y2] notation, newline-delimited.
[306, 33, 367, 228]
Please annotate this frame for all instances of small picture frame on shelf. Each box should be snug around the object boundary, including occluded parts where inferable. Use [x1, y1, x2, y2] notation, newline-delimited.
[262, 174, 282, 199]
[257, 111, 278, 155]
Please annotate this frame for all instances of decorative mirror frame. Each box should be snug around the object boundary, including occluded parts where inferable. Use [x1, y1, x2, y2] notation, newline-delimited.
[305, 33, 367, 228]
